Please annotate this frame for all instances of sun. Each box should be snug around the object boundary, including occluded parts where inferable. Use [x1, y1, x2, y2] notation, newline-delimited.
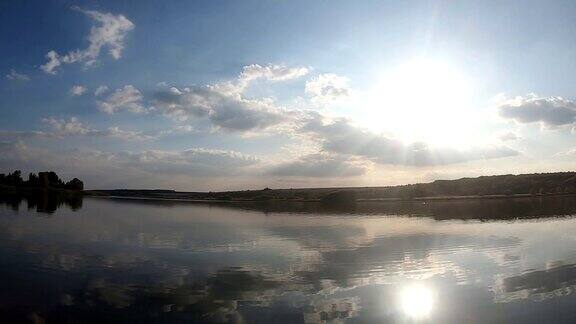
[363, 58, 477, 147]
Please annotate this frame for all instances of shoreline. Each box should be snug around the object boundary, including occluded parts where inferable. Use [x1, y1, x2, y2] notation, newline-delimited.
[83, 191, 576, 204]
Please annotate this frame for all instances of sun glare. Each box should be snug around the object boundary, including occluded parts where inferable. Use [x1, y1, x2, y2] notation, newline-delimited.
[365, 58, 476, 146]
[399, 284, 435, 319]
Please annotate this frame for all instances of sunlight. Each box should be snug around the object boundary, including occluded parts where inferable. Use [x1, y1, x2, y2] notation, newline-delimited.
[365, 58, 477, 146]
[399, 284, 435, 319]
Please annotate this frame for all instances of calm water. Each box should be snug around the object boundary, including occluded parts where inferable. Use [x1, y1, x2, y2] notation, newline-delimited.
[2, 196, 576, 323]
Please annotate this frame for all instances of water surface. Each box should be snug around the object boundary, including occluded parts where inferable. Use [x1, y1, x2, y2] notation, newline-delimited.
[1, 196, 576, 323]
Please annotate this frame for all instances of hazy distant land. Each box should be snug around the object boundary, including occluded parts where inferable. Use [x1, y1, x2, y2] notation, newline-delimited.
[84, 171, 576, 203]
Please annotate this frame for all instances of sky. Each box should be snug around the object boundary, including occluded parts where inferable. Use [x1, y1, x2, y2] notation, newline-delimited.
[1, 0, 576, 191]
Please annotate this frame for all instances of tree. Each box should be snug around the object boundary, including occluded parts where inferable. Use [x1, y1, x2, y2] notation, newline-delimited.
[65, 178, 84, 191]
[38, 171, 64, 188]
[321, 191, 356, 205]
[1, 169, 84, 191]
[6, 170, 23, 186]
[27, 173, 39, 187]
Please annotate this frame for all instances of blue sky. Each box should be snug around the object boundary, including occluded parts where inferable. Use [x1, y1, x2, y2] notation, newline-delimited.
[1, 0, 576, 190]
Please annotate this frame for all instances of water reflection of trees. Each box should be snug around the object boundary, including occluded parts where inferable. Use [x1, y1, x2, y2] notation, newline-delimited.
[6, 193, 576, 220]
[244, 197, 576, 220]
[0, 192, 82, 214]
[495, 263, 576, 303]
[104, 195, 576, 221]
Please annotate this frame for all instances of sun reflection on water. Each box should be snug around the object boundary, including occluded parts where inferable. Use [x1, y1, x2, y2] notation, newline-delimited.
[399, 284, 435, 319]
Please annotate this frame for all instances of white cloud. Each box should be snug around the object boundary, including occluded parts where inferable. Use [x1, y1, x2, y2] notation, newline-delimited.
[497, 94, 576, 128]
[41, 51, 62, 74]
[554, 147, 576, 158]
[97, 85, 145, 114]
[209, 64, 310, 95]
[41, 7, 134, 74]
[151, 86, 210, 120]
[70, 85, 87, 96]
[268, 153, 369, 177]
[0, 141, 30, 166]
[94, 85, 109, 96]
[153, 86, 290, 132]
[300, 112, 519, 166]
[41, 116, 152, 141]
[150, 64, 308, 132]
[0, 130, 52, 139]
[497, 131, 520, 142]
[172, 125, 194, 133]
[5, 69, 29, 81]
[0, 142, 262, 190]
[113, 148, 259, 172]
[104, 126, 155, 141]
[239, 64, 309, 83]
[158, 125, 197, 136]
[1, 116, 190, 142]
[305, 73, 350, 104]
[42, 117, 92, 135]
[151, 65, 519, 166]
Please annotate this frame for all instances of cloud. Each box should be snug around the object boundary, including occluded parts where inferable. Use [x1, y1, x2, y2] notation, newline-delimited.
[0, 130, 52, 140]
[554, 148, 576, 158]
[305, 73, 350, 104]
[150, 64, 309, 132]
[70, 85, 87, 96]
[5, 69, 29, 81]
[497, 95, 576, 128]
[41, 51, 62, 74]
[0, 143, 262, 189]
[268, 153, 368, 177]
[97, 85, 145, 114]
[498, 131, 519, 141]
[238, 64, 309, 87]
[151, 86, 210, 120]
[156, 125, 197, 137]
[0, 117, 187, 142]
[113, 148, 259, 172]
[301, 112, 519, 166]
[209, 64, 310, 95]
[43, 117, 93, 136]
[1, 143, 258, 178]
[41, 7, 134, 74]
[104, 126, 155, 141]
[94, 85, 109, 96]
[41, 116, 153, 140]
[207, 94, 289, 132]
[0, 141, 30, 166]
[153, 86, 290, 132]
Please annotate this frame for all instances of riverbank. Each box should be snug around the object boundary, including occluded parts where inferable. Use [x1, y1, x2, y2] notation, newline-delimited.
[84, 189, 576, 204]
[84, 171, 576, 203]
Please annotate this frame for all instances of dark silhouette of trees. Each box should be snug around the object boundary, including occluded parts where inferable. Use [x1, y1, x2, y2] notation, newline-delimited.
[65, 178, 84, 191]
[0, 170, 84, 191]
[38, 171, 64, 188]
[0, 170, 24, 187]
[27, 172, 40, 187]
[321, 190, 357, 205]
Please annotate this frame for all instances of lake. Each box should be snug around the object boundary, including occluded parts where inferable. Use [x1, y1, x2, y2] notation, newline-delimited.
[1, 195, 576, 323]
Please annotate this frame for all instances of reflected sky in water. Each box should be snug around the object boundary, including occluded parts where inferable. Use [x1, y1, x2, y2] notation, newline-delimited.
[2, 197, 576, 323]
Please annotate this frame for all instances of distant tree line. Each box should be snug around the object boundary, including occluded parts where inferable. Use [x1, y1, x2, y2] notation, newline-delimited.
[382, 172, 576, 199]
[85, 171, 576, 202]
[218, 172, 576, 201]
[0, 170, 84, 191]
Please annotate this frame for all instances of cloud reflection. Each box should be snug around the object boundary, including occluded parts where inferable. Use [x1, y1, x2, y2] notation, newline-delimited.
[2, 197, 576, 322]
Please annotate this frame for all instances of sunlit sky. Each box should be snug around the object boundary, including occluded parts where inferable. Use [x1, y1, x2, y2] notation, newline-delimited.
[1, 0, 576, 190]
